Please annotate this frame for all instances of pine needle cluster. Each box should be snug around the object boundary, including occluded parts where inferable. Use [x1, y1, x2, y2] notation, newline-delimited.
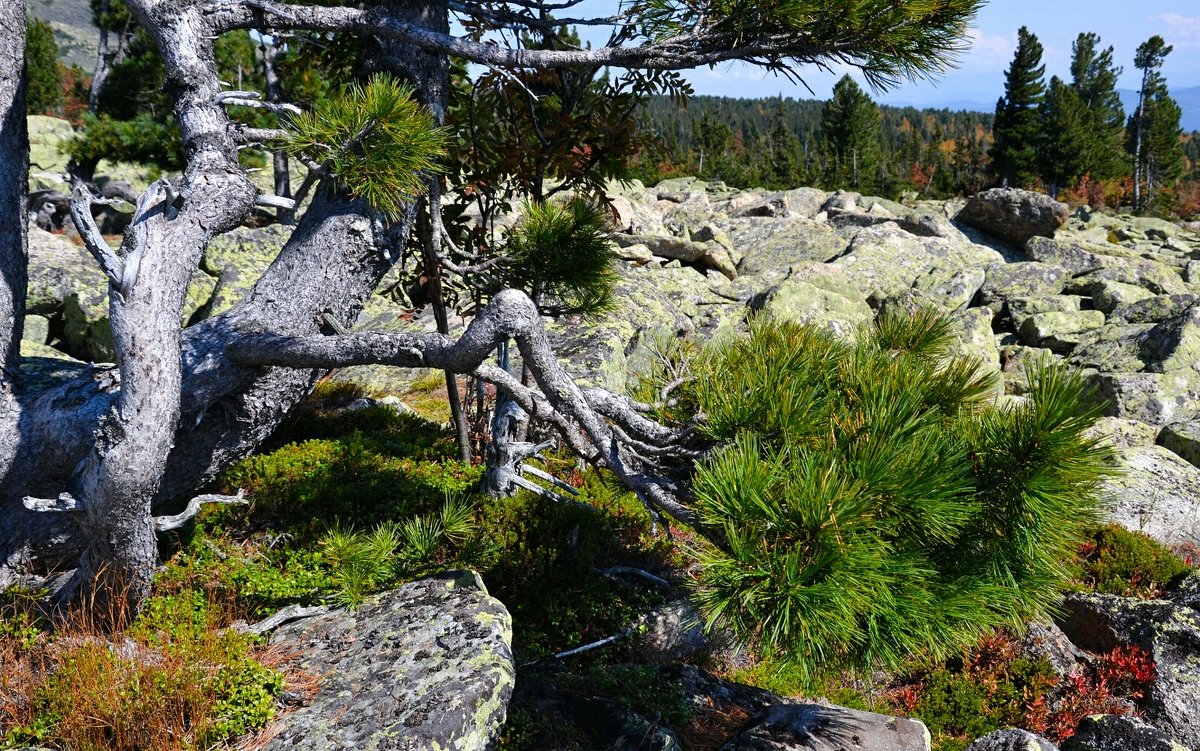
[683, 310, 1115, 675]
[502, 197, 618, 316]
[282, 74, 447, 218]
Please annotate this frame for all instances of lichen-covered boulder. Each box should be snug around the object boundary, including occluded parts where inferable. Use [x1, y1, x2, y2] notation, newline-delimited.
[1101, 445, 1200, 548]
[1157, 423, 1200, 469]
[1064, 261, 1189, 298]
[956, 188, 1069, 245]
[761, 276, 873, 339]
[1018, 310, 1105, 353]
[721, 217, 847, 277]
[262, 570, 514, 751]
[1061, 714, 1192, 751]
[967, 729, 1058, 751]
[1092, 281, 1156, 315]
[829, 222, 1003, 301]
[979, 262, 1071, 307]
[1057, 593, 1200, 749]
[1109, 294, 1198, 325]
[1024, 235, 1110, 276]
[201, 223, 290, 317]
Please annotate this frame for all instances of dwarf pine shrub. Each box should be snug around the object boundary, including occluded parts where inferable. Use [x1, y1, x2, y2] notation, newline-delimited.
[680, 309, 1115, 674]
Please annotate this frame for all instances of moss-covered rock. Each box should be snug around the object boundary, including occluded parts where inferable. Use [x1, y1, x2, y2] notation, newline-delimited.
[262, 570, 514, 751]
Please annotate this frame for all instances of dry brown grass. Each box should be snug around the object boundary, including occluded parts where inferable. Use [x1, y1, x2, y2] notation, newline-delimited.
[0, 583, 282, 751]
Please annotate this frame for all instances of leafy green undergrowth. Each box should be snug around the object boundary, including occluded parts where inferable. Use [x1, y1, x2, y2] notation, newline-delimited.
[1073, 522, 1193, 597]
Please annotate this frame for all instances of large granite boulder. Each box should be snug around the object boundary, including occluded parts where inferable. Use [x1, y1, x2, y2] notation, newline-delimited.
[262, 570, 514, 751]
[957, 188, 1070, 245]
[829, 222, 1004, 301]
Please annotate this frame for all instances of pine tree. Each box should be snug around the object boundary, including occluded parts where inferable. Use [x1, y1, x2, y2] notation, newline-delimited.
[24, 19, 62, 115]
[990, 26, 1045, 188]
[1038, 76, 1089, 197]
[1069, 32, 1126, 181]
[1129, 36, 1184, 213]
[819, 74, 882, 192]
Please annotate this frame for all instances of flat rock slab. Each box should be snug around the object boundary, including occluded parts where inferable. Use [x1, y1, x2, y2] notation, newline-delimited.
[727, 702, 931, 751]
[262, 570, 514, 751]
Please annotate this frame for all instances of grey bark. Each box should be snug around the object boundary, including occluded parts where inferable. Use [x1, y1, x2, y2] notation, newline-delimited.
[0, 0, 28, 506]
[1, 0, 27, 386]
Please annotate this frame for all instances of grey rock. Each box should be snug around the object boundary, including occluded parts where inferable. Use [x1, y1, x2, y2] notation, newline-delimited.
[761, 275, 873, 339]
[1172, 570, 1200, 612]
[1024, 235, 1109, 276]
[725, 702, 931, 751]
[782, 188, 829, 219]
[1092, 281, 1156, 315]
[1057, 593, 1200, 749]
[201, 224, 291, 317]
[1018, 310, 1105, 353]
[830, 222, 1003, 301]
[1109, 294, 1197, 325]
[912, 266, 987, 312]
[262, 570, 514, 751]
[1000, 345, 1059, 395]
[957, 188, 1070, 245]
[967, 729, 1058, 751]
[637, 599, 712, 662]
[1102, 445, 1200, 548]
[1064, 261, 1189, 297]
[1094, 372, 1183, 426]
[725, 218, 847, 276]
[1006, 296, 1083, 330]
[979, 262, 1071, 307]
[1061, 714, 1192, 751]
[1158, 422, 1200, 469]
[1019, 621, 1089, 680]
[1083, 417, 1159, 450]
[21, 314, 49, 345]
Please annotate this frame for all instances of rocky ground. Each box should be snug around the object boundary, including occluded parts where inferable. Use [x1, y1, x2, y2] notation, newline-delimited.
[15, 116, 1200, 750]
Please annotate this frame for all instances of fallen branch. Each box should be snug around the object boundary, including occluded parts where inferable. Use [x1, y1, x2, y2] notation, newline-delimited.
[152, 490, 247, 531]
[22, 492, 83, 513]
[235, 603, 329, 635]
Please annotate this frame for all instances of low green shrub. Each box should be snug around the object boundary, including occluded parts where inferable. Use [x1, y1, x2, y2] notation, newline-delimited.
[1074, 523, 1193, 597]
[672, 310, 1115, 674]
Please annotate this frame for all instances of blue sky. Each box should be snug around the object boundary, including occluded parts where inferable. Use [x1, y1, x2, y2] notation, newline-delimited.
[567, 1, 1200, 105]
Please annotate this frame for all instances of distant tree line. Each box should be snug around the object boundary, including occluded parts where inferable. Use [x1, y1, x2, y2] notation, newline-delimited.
[630, 29, 1199, 218]
[631, 90, 993, 198]
[20, 11, 1200, 219]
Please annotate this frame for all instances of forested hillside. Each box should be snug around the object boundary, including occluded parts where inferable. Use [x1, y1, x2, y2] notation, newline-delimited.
[634, 93, 993, 196]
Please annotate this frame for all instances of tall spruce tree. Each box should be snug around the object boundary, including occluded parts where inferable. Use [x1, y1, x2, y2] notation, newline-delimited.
[24, 18, 61, 115]
[1129, 36, 1183, 213]
[1069, 32, 1126, 181]
[990, 26, 1045, 188]
[1038, 76, 1089, 197]
[819, 74, 882, 192]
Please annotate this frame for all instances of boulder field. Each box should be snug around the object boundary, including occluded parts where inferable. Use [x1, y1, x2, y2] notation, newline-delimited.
[19, 168, 1200, 750]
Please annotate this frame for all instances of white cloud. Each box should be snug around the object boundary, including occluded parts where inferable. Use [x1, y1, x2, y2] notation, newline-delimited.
[1159, 13, 1200, 48]
[961, 28, 1014, 71]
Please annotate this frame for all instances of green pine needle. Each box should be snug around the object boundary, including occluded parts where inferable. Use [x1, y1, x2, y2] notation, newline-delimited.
[682, 309, 1117, 673]
[282, 74, 447, 219]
